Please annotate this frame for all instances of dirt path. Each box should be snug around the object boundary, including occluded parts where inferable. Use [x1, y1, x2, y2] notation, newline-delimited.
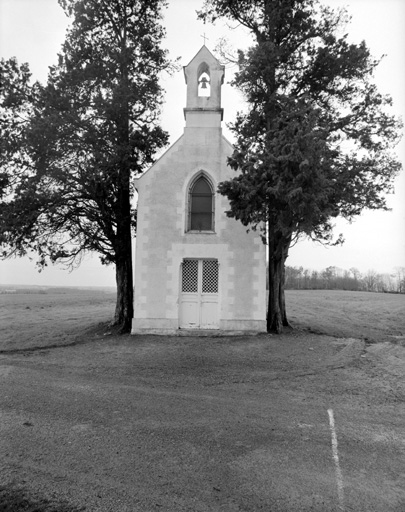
[1, 330, 404, 511]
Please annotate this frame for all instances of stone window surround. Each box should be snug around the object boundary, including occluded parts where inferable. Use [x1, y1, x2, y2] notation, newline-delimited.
[186, 171, 216, 234]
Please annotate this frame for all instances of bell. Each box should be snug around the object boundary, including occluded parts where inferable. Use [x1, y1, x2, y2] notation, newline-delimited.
[200, 77, 208, 89]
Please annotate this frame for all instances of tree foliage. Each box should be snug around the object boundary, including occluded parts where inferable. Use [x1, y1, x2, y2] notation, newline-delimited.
[0, 0, 173, 331]
[199, 0, 403, 332]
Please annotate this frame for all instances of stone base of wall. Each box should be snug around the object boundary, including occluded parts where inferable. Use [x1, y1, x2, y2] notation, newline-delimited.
[219, 319, 267, 333]
[131, 317, 178, 335]
[131, 318, 266, 336]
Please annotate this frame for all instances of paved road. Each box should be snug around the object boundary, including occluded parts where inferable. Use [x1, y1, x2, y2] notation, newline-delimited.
[0, 333, 404, 511]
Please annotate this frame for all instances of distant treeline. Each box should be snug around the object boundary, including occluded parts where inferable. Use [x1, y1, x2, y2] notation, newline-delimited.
[0, 286, 116, 295]
[283, 266, 405, 294]
[0, 288, 47, 295]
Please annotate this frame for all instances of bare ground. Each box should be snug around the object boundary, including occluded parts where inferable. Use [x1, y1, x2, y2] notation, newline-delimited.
[0, 290, 404, 511]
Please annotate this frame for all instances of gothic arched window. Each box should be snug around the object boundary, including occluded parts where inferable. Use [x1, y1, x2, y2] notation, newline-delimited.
[188, 176, 214, 232]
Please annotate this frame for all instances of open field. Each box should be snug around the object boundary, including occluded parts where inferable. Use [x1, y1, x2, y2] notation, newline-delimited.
[286, 289, 405, 343]
[0, 287, 116, 352]
[0, 288, 404, 511]
[1, 288, 404, 351]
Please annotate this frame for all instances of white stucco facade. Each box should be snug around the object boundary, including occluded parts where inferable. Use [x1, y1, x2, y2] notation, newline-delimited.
[131, 46, 266, 335]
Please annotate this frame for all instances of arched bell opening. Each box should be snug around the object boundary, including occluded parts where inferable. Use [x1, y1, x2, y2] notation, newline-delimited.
[197, 62, 211, 97]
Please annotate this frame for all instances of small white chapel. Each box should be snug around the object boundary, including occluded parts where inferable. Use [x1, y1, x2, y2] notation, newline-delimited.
[131, 46, 266, 335]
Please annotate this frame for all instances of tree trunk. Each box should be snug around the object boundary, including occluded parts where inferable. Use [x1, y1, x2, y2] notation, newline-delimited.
[280, 264, 289, 327]
[112, 160, 134, 332]
[267, 222, 291, 333]
[267, 251, 283, 333]
[113, 244, 133, 333]
[112, 48, 134, 333]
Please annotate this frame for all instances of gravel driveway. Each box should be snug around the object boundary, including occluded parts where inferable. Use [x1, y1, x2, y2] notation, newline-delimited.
[1, 329, 404, 511]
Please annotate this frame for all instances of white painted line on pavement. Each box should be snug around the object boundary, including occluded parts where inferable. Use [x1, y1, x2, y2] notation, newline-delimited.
[328, 408, 345, 511]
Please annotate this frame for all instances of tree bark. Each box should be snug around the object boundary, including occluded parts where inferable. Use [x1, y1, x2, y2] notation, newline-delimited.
[113, 241, 133, 333]
[112, 159, 133, 333]
[112, 41, 134, 334]
[267, 251, 283, 333]
[267, 222, 291, 333]
[280, 263, 289, 327]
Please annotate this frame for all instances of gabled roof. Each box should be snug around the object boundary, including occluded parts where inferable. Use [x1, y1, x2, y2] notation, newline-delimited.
[183, 45, 224, 83]
[136, 132, 234, 184]
[135, 134, 184, 183]
[184, 45, 220, 68]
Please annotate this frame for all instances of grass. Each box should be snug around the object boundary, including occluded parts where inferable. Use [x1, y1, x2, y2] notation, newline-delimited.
[1, 287, 404, 353]
[286, 289, 405, 343]
[0, 288, 116, 352]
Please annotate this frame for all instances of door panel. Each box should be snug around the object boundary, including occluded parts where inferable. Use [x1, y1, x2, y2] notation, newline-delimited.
[180, 300, 199, 328]
[200, 298, 219, 328]
[180, 259, 200, 329]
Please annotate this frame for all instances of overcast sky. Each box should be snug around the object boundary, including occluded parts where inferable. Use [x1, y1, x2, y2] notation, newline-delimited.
[0, 0, 404, 287]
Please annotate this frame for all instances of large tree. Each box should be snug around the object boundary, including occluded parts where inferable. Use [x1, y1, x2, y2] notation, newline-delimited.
[199, 0, 403, 332]
[0, 0, 172, 332]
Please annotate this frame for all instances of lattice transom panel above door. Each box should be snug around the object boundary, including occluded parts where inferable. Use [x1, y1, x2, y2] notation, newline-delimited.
[202, 259, 219, 293]
[181, 259, 199, 293]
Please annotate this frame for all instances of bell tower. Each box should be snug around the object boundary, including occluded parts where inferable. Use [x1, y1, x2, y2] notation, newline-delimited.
[183, 45, 225, 128]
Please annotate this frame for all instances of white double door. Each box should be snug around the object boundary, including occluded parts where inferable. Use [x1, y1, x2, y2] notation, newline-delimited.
[180, 259, 219, 329]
